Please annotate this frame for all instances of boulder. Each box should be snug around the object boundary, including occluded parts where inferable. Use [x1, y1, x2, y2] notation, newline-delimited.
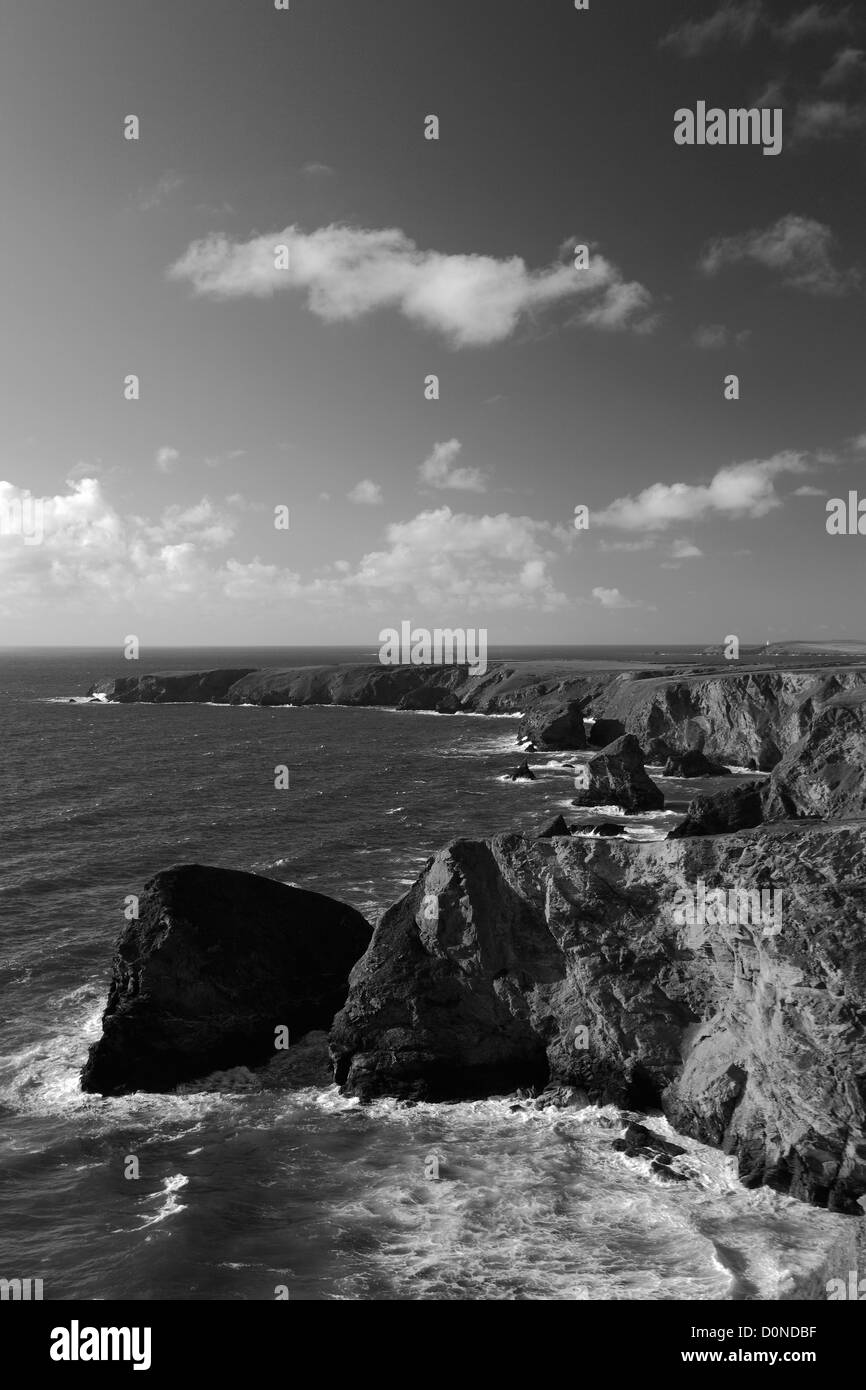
[572, 734, 664, 813]
[507, 760, 536, 782]
[81, 864, 371, 1095]
[537, 815, 571, 838]
[662, 750, 732, 778]
[589, 821, 626, 837]
[518, 699, 588, 751]
[330, 825, 866, 1210]
[587, 718, 626, 748]
[668, 783, 764, 838]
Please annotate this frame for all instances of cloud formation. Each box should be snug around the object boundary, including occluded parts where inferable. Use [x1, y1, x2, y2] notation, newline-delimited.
[699, 214, 859, 296]
[592, 451, 808, 531]
[168, 223, 655, 347]
[661, 2, 853, 54]
[418, 439, 487, 493]
[347, 479, 383, 505]
[155, 446, 180, 473]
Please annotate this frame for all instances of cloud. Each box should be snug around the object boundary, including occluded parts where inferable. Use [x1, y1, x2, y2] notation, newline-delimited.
[347, 479, 383, 505]
[168, 222, 655, 347]
[693, 324, 728, 350]
[137, 171, 184, 211]
[699, 214, 860, 296]
[592, 451, 808, 531]
[155, 446, 180, 473]
[793, 485, 826, 496]
[670, 538, 704, 558]
[821, 46, 866, 85]
[302, 162, 335, 177]
[776, 4, 854, 43]
[418, 439, 487, 493]
[660, 2, 764, 55]
[852, 433, 866, 450]
[792, 99, 866, 139]
[591, 586, 644, 609]
[598, 538, 656, 552]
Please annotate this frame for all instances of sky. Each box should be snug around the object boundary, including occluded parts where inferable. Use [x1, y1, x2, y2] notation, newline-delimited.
[0, 0, 864, 646]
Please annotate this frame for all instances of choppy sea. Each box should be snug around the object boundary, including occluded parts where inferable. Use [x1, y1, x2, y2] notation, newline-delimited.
[0, 647, 852, 1300]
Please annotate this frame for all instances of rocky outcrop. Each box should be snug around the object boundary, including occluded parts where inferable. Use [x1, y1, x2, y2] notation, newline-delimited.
[761, 688, 866, 822]
[506, 760, 536, 782]
[330, 822, 866, 1210]
[397, 686, 462, 713]
[662, 750, 732, 778]
[587, 718, 626, 748]
[81, 865, 371, 1095]
[572, 735, 664, 813]
[89, 668, 256, 703]
[538, 815, 571, 838]
[668, 783, 765, 838]
[518, 699, 588, 750]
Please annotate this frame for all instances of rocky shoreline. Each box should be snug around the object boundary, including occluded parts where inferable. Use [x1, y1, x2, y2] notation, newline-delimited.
[81, 657, 866, 1215]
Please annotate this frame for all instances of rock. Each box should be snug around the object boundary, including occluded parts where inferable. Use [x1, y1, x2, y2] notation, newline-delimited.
[507, 760, 536, 782]
[330, 825, 866, 1210]
[572, 734, 664, 813]
[397, 685, 462, 713]
[537, 815, 571, 838]
[517, 699, 588, 751]
[668, 782, 764, 838]
[589, 821, 626, 837]
[761, 688, 866, 821]
[588, 718, 626, 748]
[612, 1121, 688, 1161]
[81, 864, 371, 1095]
[87, 668, 257, 704]
[662, 750, 732, 778]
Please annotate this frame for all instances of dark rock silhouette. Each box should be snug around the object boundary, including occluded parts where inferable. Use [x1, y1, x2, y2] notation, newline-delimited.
[668, 784, 764, 838]
[81, 864, 371, 1095]
[662, 749, 732, 778]
[537, 815, 571, 838]
[507, 760, 536, 781]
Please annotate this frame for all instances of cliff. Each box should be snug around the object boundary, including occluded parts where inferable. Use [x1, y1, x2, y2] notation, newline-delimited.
[330, 820, 866, 1211]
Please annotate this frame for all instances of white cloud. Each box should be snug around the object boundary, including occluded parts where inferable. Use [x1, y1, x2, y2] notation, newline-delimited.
[670, 538, 703, 559]
[168, 222, 655, 347]
[660, 2, 764, 55]
[793, 485, 826, 496]
[418, 439, 487, 493]
[852, 433, 866, 450]
[347, 479, 383, 505]
[776, 4, 854, 43]
[592, 451, 808, 531]
[302, 162, 335, 177]
[155, 446, 180, 473]
[821, 47, 866, 86]
[693, 324, 728, 350]
[598, 538, 656, 553]
[699, 214, 859, 296]
[591, 586, 643, 609]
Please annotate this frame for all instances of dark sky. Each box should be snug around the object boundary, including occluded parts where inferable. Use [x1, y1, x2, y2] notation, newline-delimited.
[1, 0, 863, 644]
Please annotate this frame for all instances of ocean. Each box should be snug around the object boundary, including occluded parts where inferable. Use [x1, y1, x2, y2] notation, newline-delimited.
[0, 647, 852, 1301]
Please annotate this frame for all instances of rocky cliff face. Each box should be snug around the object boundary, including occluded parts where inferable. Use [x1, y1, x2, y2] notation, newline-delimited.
[81, 864, 371, 1095]
[330, 822, 866, 1211]
[89, 669, 256, 703]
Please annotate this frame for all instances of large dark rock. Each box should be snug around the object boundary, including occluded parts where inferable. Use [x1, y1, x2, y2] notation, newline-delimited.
[518, 699, 588, 750]
[668, 783, 765, 838]
[81, 865, 371, 1095]
[572, 734, 664, 813]
[662, 749, 732, 778]
[331, 824, 866, 1210]
[587, 718, 626, 748]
